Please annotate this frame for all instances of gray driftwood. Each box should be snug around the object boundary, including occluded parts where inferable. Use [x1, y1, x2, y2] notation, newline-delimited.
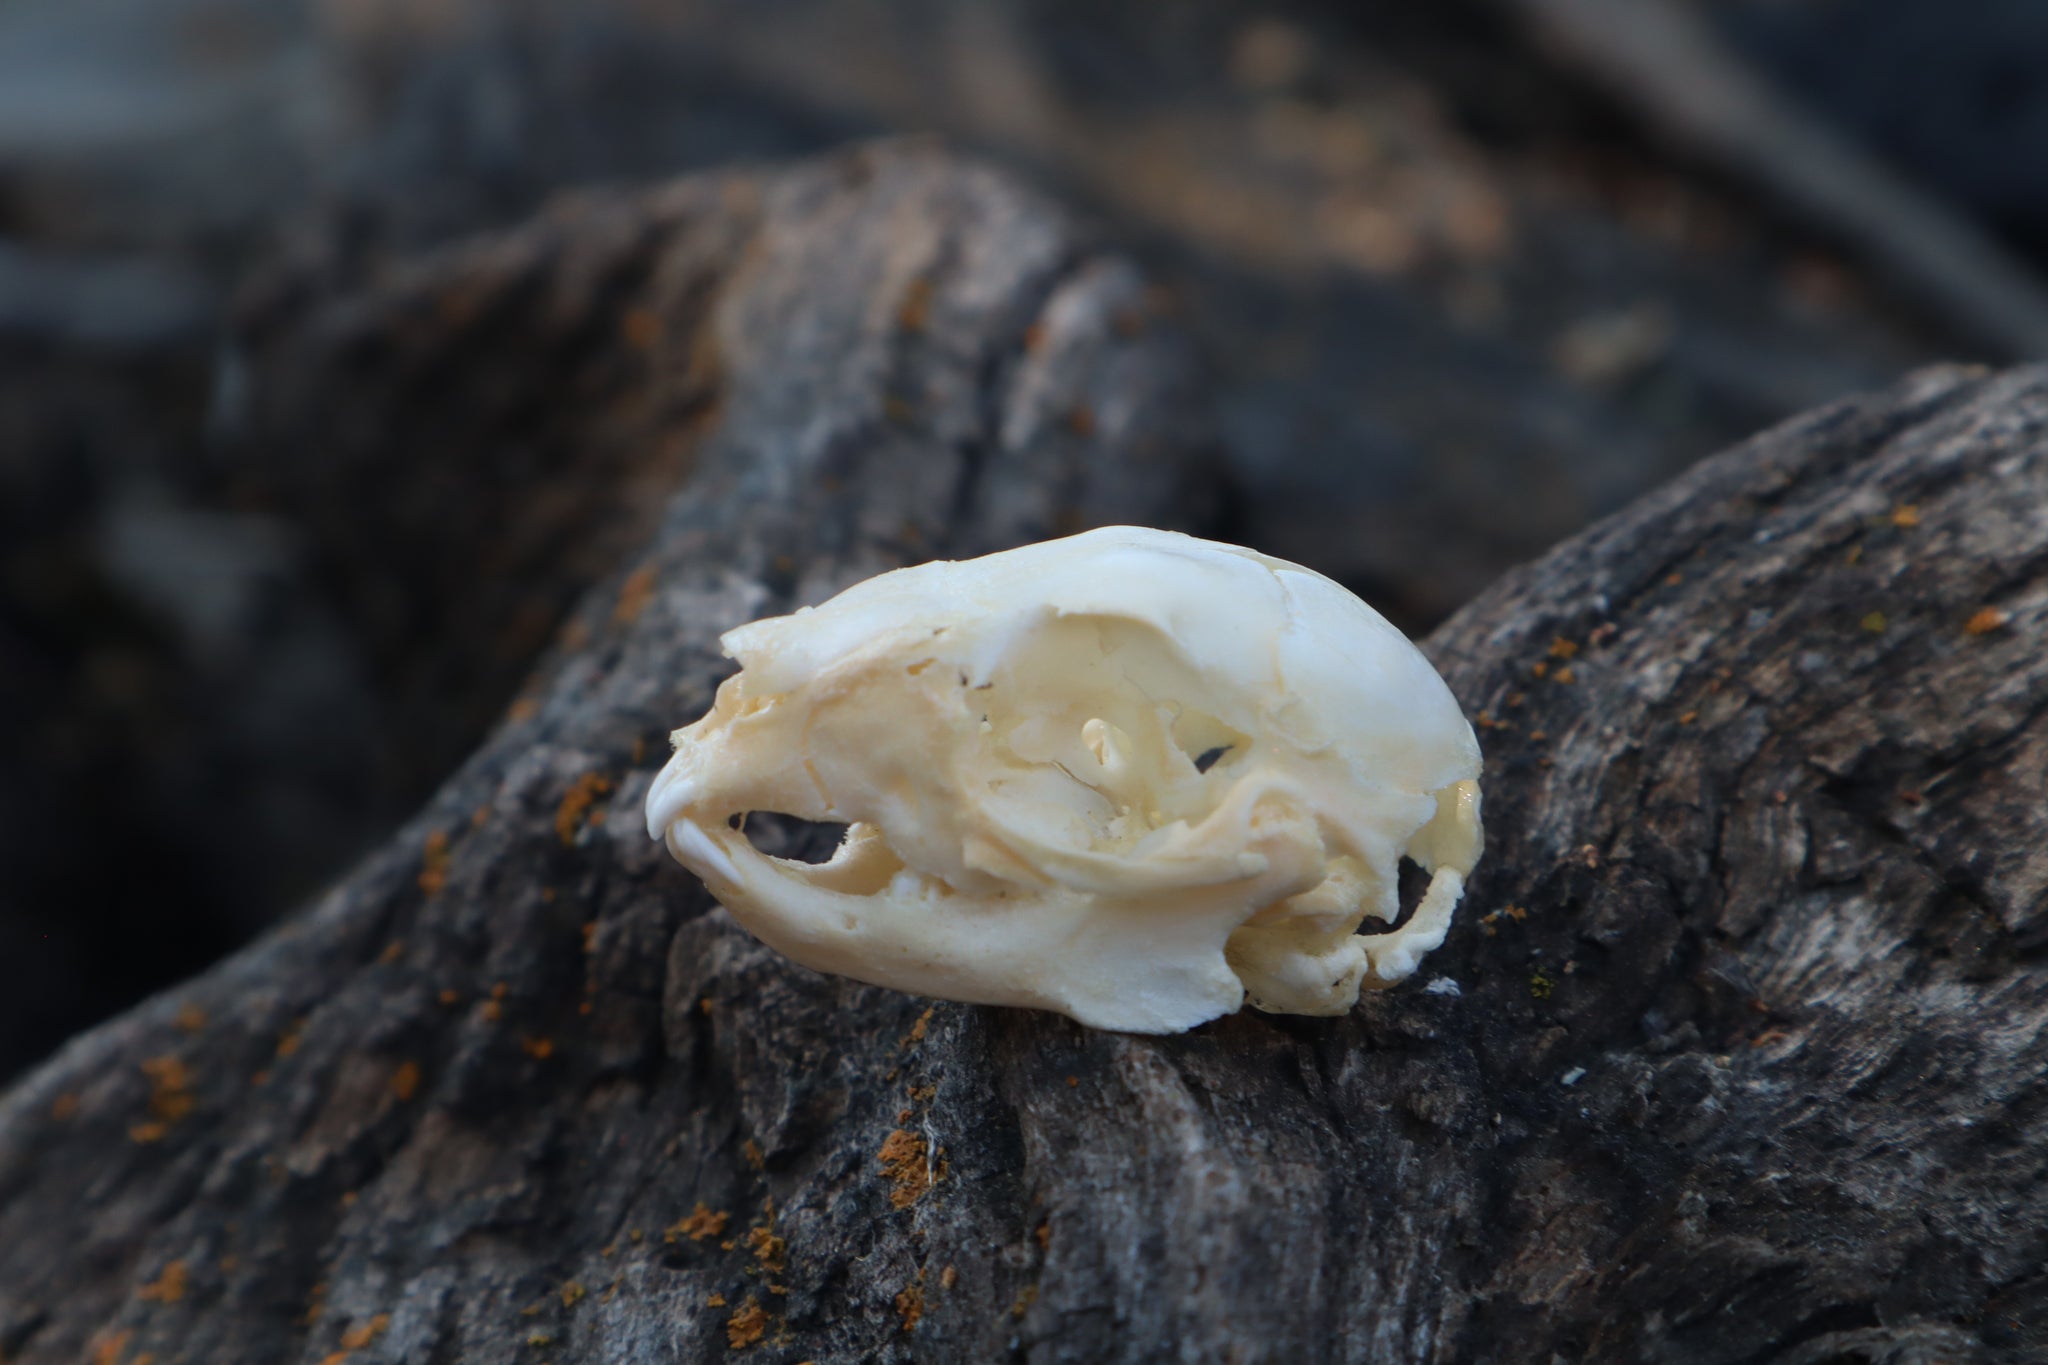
[3, 144, 2045, 1364]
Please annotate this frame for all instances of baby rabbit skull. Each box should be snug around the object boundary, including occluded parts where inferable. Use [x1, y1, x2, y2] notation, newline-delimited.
[646, 526, 1481, 1033]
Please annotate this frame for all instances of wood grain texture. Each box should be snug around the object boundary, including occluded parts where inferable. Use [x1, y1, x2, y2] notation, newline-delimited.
[2, 142, 2044, 1364]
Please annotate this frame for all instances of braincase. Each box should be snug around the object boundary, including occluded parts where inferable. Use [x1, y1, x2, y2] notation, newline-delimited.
[722, 526, 1476, 797]
[1266, 565, 1479, 793]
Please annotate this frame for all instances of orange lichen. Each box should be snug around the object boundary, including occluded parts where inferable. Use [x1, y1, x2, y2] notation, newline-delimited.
[940, 1265, 959, 1290]
[559, 1280, 586, 1308]
[743, 1139, 766, 1172]
[174, 1003, 207, 1034]
[138, 1259, 187, 1303]
[1861, 611, 1889, 634]
[665, 1204, 730, 1244]
[1552, 665, 1576, 685]
[418, 829, 452, 895]
[51, 1092, 79, 1122]
[438, 989, 460, 1007]
[1034, 1221, 1051, 1251]
[90, 1330, 131, 1365]
[878, 1129, 930, 1209]
[338, 1314, 390, 1350]
[390, 1061, 421, 1101]
[901, 1006, 933, 1048]
[378, 940, 405, 966]
[139, 1055, 194, 1129]
[1065, 1076, 1078, 1089]
[1965, 606, 2010, 636]
[582, 921, 598, 953]
[895, 1281, 924, 1331]
[276, 1019, 305, 1058]
[521, 1036, 555, 1060]
[1548, 637, 1579, 660]
[896, 277, 935, 333]
[747, 1225, 785, 1272]
[613, 566, 658, 626]
[556, 774, 614, 845]
[1480, 903, 1529, 935]
[1679, 711, 1698, 726]
[481, 1001, 504, 1023]
[622, 308, 663, 350]
[1889, 503, 1922, 529]
[1011, 1285, 1038, 1319]
[726, 1298, 768, 1349]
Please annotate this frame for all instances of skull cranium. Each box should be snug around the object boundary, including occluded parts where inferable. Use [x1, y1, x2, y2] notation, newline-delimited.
[646, 526, 1482, 1033]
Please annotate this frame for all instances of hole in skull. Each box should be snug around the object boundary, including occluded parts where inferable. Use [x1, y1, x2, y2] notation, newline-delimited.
[729, 811, 851, 864]
[1168, 705, 1250, 775]
[1359, 857, 1432, 934]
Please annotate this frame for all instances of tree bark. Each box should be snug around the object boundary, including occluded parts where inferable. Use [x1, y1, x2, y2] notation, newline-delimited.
[3, 144, 2045, 1364]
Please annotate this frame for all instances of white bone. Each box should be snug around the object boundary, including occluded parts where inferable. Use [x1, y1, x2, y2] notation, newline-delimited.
[645, 526, 1482, 1033]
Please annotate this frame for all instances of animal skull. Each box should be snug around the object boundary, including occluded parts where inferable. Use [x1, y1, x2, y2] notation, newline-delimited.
[645, 526, 1482, 1033]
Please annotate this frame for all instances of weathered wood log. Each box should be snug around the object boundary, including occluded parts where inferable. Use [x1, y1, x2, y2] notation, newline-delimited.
[3, 142, 2045, 1364]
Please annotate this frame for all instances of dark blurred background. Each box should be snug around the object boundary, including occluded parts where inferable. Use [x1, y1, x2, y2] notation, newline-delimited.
[5, 0, 2047, 1083]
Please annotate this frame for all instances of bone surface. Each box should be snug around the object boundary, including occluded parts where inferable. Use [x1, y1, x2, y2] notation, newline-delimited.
[645, 526, 1482, 1032]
